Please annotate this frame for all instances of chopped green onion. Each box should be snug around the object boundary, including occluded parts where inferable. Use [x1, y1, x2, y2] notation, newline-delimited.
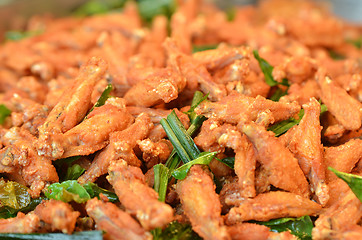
[0, 104, 11, 125]
[161, 118, 192, 163]
[167, 111, 200, 160]
[172, 152, 217, 180]
[328, 167, 362, 202]
[153, 164, 171, 202]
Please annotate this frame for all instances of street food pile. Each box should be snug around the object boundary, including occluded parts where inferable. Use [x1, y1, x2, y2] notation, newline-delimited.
[0, 0, 361, 239]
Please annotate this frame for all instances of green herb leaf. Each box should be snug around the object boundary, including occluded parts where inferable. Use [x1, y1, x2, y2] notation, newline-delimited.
[153, 164, 171, 202]
[138, 0, 176, 23]
[0, 231, 103, 240]
[73, 0, 126, 16]
[5, 31, 41, 41]
[268, 104, 327, 137]
[269, 88, 288, 102]
[152, 221, 202, 240]
[89, 84, 113, 112]
[172, 152, 217, 180]
[347, 37, 362, 49]
[256, 216, 314, 240]
[192, 44, 218, 53]
[328, 50, 346, 60]
[82, 182, 119, 203]
[216, 156, 235, 169]
[0, 179, 30, 210]
[0, 104, 11, 125]
[64, 164, 85, 181]
[253, 50, 279, 87]
[328, 167, 362, 202]
[44, 180, 90, 203]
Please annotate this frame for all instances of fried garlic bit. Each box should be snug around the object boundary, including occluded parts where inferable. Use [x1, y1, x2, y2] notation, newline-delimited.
[176, 165, 230, 240]
[107, 160, 173, 230]
[226, 191, 321, 224]
[86, 198, 152, 240]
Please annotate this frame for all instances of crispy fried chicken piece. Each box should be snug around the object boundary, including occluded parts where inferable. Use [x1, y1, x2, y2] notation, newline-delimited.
[34, 199, 79, 234]
[312, 189, 362, 240]
[240, 122, 309, 198]
[1, 127, 58, 197]
[124, 67, 186, 107]
[324, 138, 362, 182]
[176, 165, 230, 240]
[227, 223, 298, 240]
[137, 138, 173, 168]
[86, 198, 152, 240]
[280, 80, 320, 105]
[37, 57, 108, 158]
[285, 98, 329, 206]
[192, 45, 251, 72]
[164, 38, 227, 101]
[107, 160, 173, 230]
[195, 92, 301, 125]
[9, 94, 49, 136]
[317, 69, 362, 130]
[195, 119, 256, 198]
[78, 113, 151, 184]
[54, 98, 134, 159]
[225, 191, 321, 224]
[0, 212, 40, 233]
[272, 56, 317, 84]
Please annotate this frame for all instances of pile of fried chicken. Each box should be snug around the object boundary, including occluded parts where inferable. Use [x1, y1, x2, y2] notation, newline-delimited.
[0, 0, 361, 239]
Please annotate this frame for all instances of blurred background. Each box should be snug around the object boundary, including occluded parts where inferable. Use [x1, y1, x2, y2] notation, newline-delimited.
[0, 0, 361, 38]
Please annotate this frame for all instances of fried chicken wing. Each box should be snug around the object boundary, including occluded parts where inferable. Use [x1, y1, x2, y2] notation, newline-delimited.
[317, 69, 362, 130]
[285, 98, 329, 205]
[0, 212, 39, 233]
[227, 223, 297, 240]
[34, 199, 79, 234]
[54, 98, 134, 158]
[324, 138, 362, 182]
[195, 92, 301, 125]
[312, 189, 362, 240]
[240, 122, 309, 198]
[107, 160, 173, 230]
[176, 165, 230, 240]
[226, 191, 321, 224]
[36, 57, 108, 158]
[86, 198, 152, 240]
[78, 112, 151, 183]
